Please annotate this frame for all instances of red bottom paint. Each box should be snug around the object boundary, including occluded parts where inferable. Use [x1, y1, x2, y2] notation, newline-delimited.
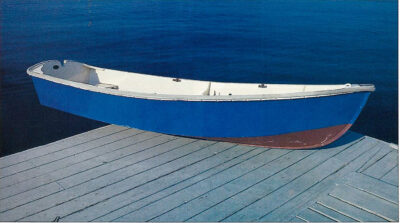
[201, 124, 352, 149]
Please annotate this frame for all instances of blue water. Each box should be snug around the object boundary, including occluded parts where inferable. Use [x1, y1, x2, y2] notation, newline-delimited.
[1, 0, 397, 156]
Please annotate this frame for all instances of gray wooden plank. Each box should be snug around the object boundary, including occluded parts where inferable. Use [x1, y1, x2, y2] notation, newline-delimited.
[62, 145, 260, 221]
[111, 148, 293, 222]
[307, 203, 357, 222]
[163, 136, 358, 222]
[0, 127, 396, 222]
[30, 129, 144, 168]
[0, 129, 146, 188]
[344, 172, 398, 204]
[316, 194, 387, 222]
[222, 137, 375, 222]
[0, 131, 161, 200]
[357, 143, 393, 173]
[0, 125, 126, 169]
[57, 136, 189, 189]
[0, 162, 36, 178]
[294, 216, 308, 222]
[157, 149, 321, 222]
[19, 141, 227, 221]
[296, 208, 335, 222]
[0, 128, 141, 180]
[0, 183, 64, 213]
[381, 166, 399, 186]
[0, 137, 202, 221]
[222, 158, 346, 222]
[329, 184, 398, 221]
[93, 147, 267, 222]
[260, 137, 382, 221]
[188, 134, 367, 222]
[363, 150, 398, 179]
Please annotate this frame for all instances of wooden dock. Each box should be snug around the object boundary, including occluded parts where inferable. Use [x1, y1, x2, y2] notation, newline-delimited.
[0, 125, 398, 222]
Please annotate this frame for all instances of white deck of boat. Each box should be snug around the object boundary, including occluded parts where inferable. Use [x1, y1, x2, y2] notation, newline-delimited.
[0, 125, 398, 222]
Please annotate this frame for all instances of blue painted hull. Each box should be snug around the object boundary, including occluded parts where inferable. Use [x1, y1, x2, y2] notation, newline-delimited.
[31, 76, 370, 148]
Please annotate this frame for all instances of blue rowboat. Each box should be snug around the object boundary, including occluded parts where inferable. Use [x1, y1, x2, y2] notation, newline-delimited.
[27, 60, 374, 149]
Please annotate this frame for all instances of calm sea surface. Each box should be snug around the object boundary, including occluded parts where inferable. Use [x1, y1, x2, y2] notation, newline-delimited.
[1, 0, 397, 156]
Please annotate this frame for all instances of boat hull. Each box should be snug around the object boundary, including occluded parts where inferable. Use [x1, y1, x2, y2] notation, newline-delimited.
[200, 124, 352, 149]
[31, 76, 371, 149]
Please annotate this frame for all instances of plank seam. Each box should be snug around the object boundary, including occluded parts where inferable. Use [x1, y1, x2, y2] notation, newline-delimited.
[151, 149, 301, 222]
[360, 172, 398, 187]
[220, 137, 365, 221]
[0, 126, 127, 169]
[92, 147, 266, 221]
[55, 181, 66, 191]
[343, 183, 398, 205]
[380, 165, 398, 180]
[0, 133, 164, 196]
[61, 143, 239, 220]
[316, 201, 361, 222]
[257, 162, 348, 221]
[0, 133, 164, 200]
[295, 215, 309, 222]
[78, 146, 261, 221]
[0, 125, 119, 164]
[0, 136, 189, 214]
[60, 138, 193, 189]
[113, 149, 291, 222]
[183, 151, 317, 222]
[328, 193, 395, 222]
[257, 139, 379, 221]
[356, 145, 386, 173]
[308, 206, 340, 222]
[361, 149, 394, 175]
[15, 139, 214, 220]
[0, 129, 144, 179]
[255, 138, 378, 221]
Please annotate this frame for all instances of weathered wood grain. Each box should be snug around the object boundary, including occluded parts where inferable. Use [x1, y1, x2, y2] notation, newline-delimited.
[0, 125, 397, 222]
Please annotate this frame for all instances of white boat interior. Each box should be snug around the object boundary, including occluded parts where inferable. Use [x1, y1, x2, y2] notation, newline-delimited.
[28, 60, 370, 97]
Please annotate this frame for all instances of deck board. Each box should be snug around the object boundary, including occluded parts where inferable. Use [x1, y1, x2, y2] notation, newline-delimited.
[0, 128, 144, 188]
[113, 149, 293, 222]
[63, 145, 263, 221]
[292, 172, 398, 222]
[221, 139, 368, 222]
[344, 172, 398, 204]
[24, 141, 232, 221]
[142, 150, 310, 222]
[381, 166, 399, 186]
[317, 195, 387, 222]
[0, 125, 126, 169]
[179, 134, 360, 222]
[329, 185, 397, 221]
[305, 203, 357, 222]
[0, 125, 397, 222]
[257, 136, 381, 222]
[357, 143, 394, 173]
[0, 128, 143, 178]
[363, 150, 399, 179]
[0, 131, 161, 198]
[93, 148, 268, 222]
[2, 138, 206, 221]
[296, 208, 335, 222]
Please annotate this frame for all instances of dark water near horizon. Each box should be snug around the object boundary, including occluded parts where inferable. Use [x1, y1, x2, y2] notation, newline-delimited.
[1, 0, 397, 156]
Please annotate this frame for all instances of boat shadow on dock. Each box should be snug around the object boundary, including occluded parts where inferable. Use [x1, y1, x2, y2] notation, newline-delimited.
[315, 131, 365, 150]
[180, 130, 365, 151]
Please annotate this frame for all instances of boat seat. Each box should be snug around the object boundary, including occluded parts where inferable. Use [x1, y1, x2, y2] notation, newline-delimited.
[95, 83, 119, 89]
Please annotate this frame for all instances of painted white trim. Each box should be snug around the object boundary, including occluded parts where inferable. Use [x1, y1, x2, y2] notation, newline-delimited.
[27, 60, 375, 102]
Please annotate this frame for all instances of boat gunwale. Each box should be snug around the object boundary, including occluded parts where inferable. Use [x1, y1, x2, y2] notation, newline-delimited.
[27, 60, 375, 102]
